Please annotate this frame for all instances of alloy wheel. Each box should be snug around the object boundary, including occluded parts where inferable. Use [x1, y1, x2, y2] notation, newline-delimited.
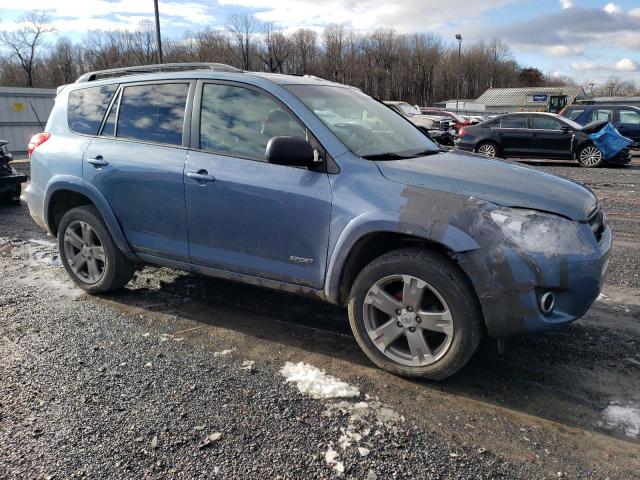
[63, 220, 106, 284]
[477, 143, 496, 157]
[363, 274, 454, 367]
[579, 146, 602, 166]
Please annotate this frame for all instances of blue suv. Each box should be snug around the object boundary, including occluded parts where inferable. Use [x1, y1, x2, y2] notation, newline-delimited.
[25, 63, 611, 380]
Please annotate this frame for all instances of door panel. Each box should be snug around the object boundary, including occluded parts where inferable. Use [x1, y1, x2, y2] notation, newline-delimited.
[185, 81, 332, 288]
[616, 108, 640, 145]
[529, 115, 573, 157]
[185, 151, 332, 288]
[82, 81, 192, 261]
[497, 114, 531, 156]
[84, 139, 189, 260]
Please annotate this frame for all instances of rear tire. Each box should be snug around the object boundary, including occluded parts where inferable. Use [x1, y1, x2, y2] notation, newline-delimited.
[577, 144, 603, 168]
[58, 205, 135, 293]
[475, 141, 499, 158]
[347, 248, 483, 381]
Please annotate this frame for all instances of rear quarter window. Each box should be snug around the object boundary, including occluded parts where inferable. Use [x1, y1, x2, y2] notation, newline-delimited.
[68, 85, 118, 135]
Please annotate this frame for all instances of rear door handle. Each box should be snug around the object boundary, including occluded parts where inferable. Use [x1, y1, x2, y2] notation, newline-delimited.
[87, 156, 108, 167]
[187, 170, 216, 183]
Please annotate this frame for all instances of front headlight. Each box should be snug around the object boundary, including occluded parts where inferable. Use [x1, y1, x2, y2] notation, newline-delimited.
[489, 207, 591, 255]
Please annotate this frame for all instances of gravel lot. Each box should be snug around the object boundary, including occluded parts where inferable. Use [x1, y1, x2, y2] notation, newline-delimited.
[1, 157, 639, 479]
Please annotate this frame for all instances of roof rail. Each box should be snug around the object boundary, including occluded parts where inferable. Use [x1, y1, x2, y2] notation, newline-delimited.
[75, 62, 242, 83]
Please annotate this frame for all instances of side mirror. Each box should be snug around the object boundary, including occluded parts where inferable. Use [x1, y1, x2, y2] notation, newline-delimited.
[266, 136, 316, 168]
[561, 125, 570, 133]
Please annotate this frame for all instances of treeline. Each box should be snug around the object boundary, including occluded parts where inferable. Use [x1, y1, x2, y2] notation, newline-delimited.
[2, 11, 634, 105]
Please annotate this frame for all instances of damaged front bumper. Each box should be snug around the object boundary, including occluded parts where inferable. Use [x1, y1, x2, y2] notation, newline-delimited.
[456, 212, 612, 338]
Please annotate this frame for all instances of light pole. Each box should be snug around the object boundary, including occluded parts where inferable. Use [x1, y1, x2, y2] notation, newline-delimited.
[455, 34, 462, 113]
[154, 0, 163, 64]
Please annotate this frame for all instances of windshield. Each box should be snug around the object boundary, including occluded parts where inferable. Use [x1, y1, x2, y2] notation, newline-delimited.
[399, 103, 421, 116]
[560, 117, 583, 130]
[285, 85, 438, 159]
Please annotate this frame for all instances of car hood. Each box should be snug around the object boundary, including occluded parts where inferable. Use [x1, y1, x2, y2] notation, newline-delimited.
[376, 150, 597, 221]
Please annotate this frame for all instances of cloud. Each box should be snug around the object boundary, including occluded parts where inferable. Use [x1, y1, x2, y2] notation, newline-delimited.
[0, 1, 216, 33]
[615, 58, 638, 72]
[217, 0, 514, 32]
[543, 45, 584, 56]
[603, 3, 622, 14]
[571, 62, 599, 71]
[559, 0, 573, 9]
[488, 6, 640, 52]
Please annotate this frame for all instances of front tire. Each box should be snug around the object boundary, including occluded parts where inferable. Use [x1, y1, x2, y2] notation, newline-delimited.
[58, 205, 135, 293]
[577, 144, 603, 167]
[347, 248, 483, 380]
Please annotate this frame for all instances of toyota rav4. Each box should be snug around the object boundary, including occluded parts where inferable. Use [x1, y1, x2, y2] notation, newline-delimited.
[25, 63, 611, 380]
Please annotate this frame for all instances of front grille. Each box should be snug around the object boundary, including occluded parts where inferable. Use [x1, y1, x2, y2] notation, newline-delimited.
[587, 205, 606, 244]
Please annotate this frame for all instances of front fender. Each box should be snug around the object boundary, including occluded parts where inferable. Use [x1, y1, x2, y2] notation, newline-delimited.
[323, 212, 480, 303]
[44, 175, 135, 258]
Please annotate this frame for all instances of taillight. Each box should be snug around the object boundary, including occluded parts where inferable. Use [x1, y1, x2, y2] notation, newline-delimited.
[458, 128, 466, 138]
[28, 132, 51, 157]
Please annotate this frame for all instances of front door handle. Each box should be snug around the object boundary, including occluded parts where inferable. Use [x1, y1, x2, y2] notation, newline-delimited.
[87, 156, 108, 167]
[187, 170, 216, 183]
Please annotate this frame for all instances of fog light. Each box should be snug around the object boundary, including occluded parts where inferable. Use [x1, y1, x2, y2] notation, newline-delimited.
[540, 292, 555, 314]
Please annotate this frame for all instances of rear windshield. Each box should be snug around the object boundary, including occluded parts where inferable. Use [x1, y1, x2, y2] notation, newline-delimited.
[68, 85, 118, 135]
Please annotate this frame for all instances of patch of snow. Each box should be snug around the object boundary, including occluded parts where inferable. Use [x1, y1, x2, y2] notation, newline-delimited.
[596, 293, 608, 302]
[358, 447, 370, 457]
[213, 348, 235, 357]
[602, 402, 640, 438]
[241, 360, 255, 371]
[280, 361, 360, 399]
[324, 444, 345, 474]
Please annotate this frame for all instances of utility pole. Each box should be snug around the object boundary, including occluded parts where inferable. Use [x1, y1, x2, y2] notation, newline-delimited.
[154, 0, 163, 63]
[455, 34, 462, 113]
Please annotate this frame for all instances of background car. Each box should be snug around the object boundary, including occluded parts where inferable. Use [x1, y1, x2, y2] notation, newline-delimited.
[384, 101, 455, 146]
[0, 140, 26, 204]
[559, 104, 640, 148]
[454, 112, 631, 167]
[419, 108, 471, 130]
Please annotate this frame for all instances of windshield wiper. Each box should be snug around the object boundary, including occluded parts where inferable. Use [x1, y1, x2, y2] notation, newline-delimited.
[407, 149, 440, 157]
[361, 152, 416, 160]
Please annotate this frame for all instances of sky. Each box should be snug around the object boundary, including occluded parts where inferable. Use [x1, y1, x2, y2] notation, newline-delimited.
[0, 0, 638, 86]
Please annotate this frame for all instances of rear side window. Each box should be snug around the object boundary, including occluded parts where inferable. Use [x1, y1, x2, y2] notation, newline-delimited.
[593, 109, 612, 122]
[619, 108, 640, 124]
[563, 108, 584, 121]
[116, 83, 189, 146]
[500, 115, 528, 128]
[68, 85, 118, 135]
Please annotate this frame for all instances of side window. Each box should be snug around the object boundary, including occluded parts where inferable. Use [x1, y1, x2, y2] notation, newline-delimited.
[593, 109, 612, 122]
[68, 84, 118, 135]
[531, 116, 562, 130]
[116, 83, 189, 146]
[563, 108, 584, 121]
[200, 83, 305, 161]
[500, 115, 528, 129]
[619, 108, 640, 125]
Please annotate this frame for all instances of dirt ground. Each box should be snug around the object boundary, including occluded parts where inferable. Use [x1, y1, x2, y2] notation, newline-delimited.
[1, 157, 639, 479]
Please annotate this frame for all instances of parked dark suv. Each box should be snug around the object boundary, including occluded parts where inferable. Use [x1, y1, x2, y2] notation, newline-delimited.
[560, 104, 640, 148]
[25, 63, 611, 380]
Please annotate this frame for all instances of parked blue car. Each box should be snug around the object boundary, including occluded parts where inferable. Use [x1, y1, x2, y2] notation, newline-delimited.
[25, 63, 611, 380]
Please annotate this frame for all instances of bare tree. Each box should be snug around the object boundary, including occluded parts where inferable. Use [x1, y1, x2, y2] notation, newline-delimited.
[226, 13, 261, 70]
[0, 11, 54, 87]
[290, 29, 318, 74]
[257, 23, 291, 73]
